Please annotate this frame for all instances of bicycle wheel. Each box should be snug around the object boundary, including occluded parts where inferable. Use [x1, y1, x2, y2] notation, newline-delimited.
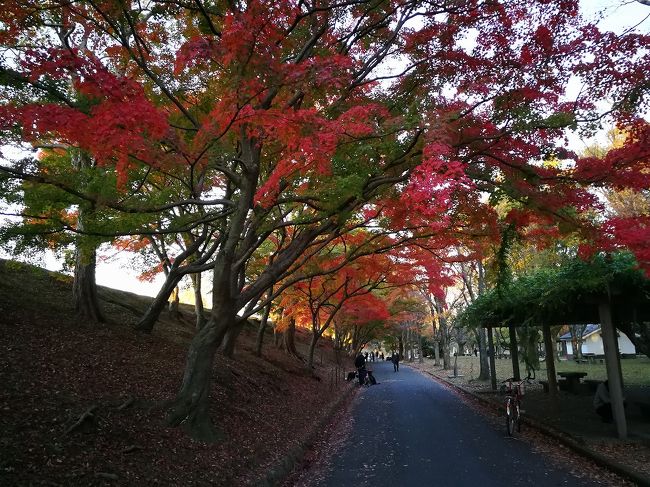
[516, 401, 521, 433]
[505, 398, 517, 436]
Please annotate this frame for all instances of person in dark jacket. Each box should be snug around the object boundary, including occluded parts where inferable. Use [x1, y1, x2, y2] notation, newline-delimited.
[354, 352, 367, 385]
[392, 352, 400, 372]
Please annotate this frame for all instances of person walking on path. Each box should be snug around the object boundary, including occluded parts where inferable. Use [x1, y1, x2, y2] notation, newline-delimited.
[392, 352, 400, 372]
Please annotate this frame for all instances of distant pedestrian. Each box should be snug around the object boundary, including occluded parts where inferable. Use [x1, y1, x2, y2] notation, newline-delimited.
[473, 347, 478, 356]
[392, 352, 400, 372]
[370, 351, 375, 362]
[380, 352, 384, 360]
[354, 352, 367, 386]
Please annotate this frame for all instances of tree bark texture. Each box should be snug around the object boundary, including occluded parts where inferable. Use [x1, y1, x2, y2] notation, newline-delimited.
[599, 301, 628, 439]
[71, 150, 104, 324]
[284, 318, 301, 359]
[509, 324, 521, 381]
[487, 327, 497, 391]
[73, 245, 105, 323]
[221, 319, 246, 358]
[433, 339, 440, 366]
[307, 331, 320, 369]
[542, 323, 559, 403]
[166, 306, 233, 441]
[135, 270, 183, 332]
[254, 300, 273, 357]
[191, 272, 206, 330]
[477, 328, 489, 380]
[168, 286, 181, 320]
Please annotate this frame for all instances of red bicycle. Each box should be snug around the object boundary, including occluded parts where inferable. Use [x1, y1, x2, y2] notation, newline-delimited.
[502, 377, 530, 436]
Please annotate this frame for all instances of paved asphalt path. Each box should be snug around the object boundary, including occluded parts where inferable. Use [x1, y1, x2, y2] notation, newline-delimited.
[317, 361, 598, 487]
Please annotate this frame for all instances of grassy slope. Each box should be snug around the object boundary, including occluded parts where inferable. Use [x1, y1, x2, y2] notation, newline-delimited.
[0, 259, 349, 486]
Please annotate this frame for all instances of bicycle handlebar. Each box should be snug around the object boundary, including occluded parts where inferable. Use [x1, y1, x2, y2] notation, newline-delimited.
[501, 377, 532, 383]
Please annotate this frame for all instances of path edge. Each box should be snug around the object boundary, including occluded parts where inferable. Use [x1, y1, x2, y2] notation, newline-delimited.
[415, 366, 650, 487]
[255, 382, 357, 487]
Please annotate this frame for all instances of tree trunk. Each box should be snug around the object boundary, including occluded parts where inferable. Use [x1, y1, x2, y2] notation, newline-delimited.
[438, 316, 450, 370]
[478, 328, 490, 380]
[166, 307, 233, 441]
[542, 323, 559, 403]
[411, 329, 416, 362]
[274, 326, 282, 348]
[351, 325, 360, 355]
[433, 296, 451, 370]
[475, 260, 489, 379]
[191, 272, 206, 330]
[509, 325, 521, 381]
[307, 331, 320, 369]
[433, 339, 440, 366]
[135, 270, 183, 332]
[442, 332, 450, 370]
[73, 245, 104, 323]
[487, 327, 497, 390]
[254, 299, 273, 357]
[168, 286, 181, 321]
[221, 319, 246, 358]
[284, 318, 301, 359]
[599, 301, 628, 439]
[71, 150, 104, 324]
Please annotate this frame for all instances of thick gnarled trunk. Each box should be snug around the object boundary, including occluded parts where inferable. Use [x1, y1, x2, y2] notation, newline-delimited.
[166, 302, 234, 441]
[221, 319, 245, 358]
[73, 246, 104, 323]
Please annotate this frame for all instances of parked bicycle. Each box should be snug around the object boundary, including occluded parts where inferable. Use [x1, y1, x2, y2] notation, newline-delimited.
[502, 377, 531, 436]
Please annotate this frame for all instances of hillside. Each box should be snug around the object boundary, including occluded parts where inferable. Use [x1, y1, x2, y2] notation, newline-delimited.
[0, 259, 350, 486]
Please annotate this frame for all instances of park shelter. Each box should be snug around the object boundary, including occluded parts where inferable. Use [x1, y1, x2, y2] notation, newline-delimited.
[559, 324, 637, 357]
[461, 253, 650, 440]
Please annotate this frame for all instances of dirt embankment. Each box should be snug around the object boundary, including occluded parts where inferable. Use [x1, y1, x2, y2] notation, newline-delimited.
[0, 260, 351, 486]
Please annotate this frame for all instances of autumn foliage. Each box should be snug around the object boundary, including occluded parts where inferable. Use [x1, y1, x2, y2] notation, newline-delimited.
[1, 0, 650, 440]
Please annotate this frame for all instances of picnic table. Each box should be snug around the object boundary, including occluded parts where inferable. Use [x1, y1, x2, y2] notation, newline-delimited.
[557, 371, 587, 393]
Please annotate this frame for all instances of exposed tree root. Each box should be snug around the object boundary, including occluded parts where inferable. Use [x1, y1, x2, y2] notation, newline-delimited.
[64, 405, 98, 435]
[122, 445, 142, 454]
[116, 397, 134, 411]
